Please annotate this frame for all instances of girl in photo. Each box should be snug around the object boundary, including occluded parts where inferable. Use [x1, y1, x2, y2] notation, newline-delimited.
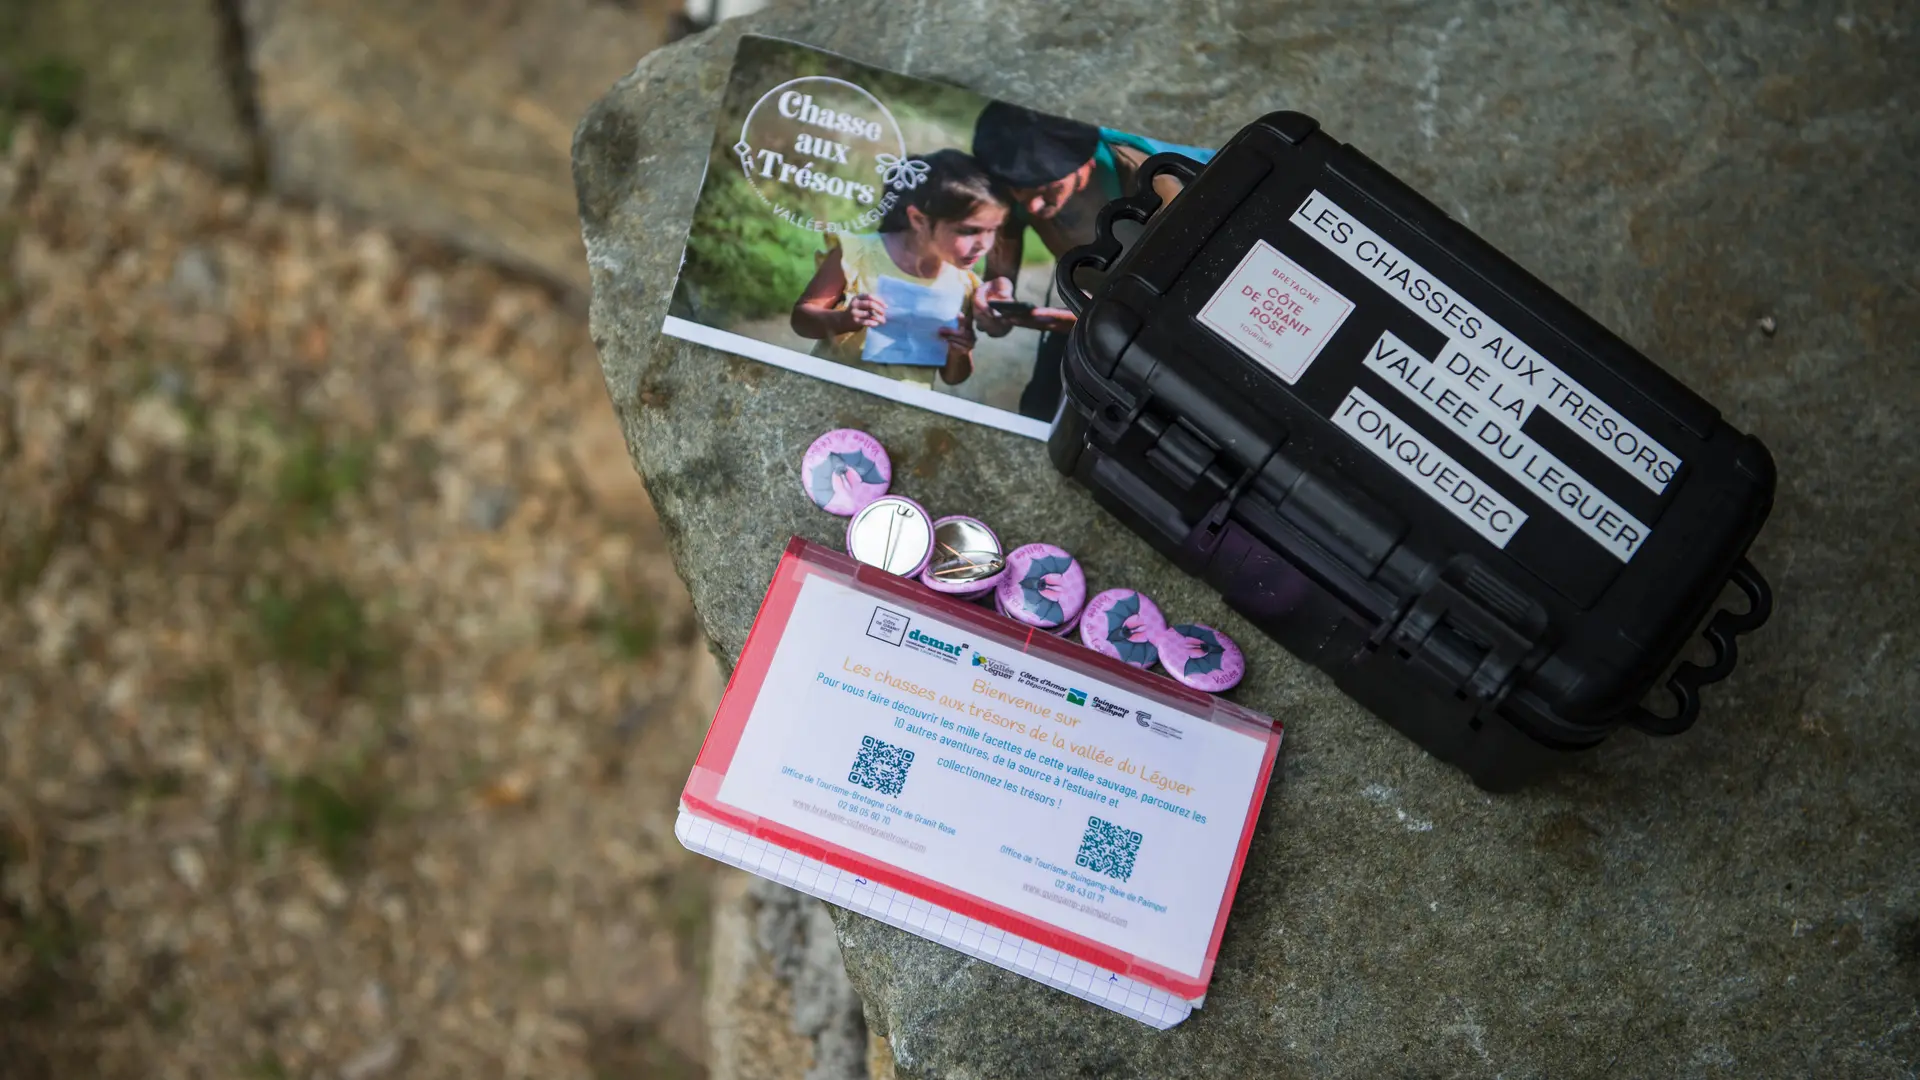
[790, 149, 1008, 387]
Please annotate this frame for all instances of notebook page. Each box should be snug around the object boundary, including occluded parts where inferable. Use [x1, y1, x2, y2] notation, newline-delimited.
[676, 808, 1194, 1028]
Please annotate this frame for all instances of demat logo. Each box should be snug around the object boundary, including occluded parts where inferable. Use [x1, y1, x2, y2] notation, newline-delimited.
[906, 628, 966, 657]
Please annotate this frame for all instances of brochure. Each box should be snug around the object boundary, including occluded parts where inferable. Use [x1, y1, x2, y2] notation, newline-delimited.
[662, 35, 1216, 439]
[677, 539, 1282, 1027]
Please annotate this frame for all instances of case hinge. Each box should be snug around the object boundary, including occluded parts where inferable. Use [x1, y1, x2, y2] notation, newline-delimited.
[1145, 417, 1218, 490]
[1379, 571, 1542, 706]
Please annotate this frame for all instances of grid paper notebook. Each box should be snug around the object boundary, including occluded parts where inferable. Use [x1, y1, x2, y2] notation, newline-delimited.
[676, 808, 1196, 1027]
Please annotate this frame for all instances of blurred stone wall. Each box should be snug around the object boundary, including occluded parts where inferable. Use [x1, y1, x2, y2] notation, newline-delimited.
[1, 0, 697, 293]
[0, 0, 254, 170]
[240, 0, 682, 292]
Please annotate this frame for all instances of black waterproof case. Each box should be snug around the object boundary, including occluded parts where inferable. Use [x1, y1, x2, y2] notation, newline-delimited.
[1049, 111, 1774, 790]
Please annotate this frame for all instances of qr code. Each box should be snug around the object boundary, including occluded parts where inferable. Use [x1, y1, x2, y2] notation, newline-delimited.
[848, 735, 914, 797]
[1075, 816, 1143, 882]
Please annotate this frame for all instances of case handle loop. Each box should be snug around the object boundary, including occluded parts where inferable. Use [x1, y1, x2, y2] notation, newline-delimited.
[1629, 558, 1773, 736]
[1055, 153, 1207, 318]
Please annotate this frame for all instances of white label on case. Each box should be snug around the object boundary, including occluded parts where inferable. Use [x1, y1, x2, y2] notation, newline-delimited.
[1290, 190, 1682, 493]
[1362, 330, 1650, 562]
[1331, 386, 1528, 548]
[1196, 239, 1355, 385]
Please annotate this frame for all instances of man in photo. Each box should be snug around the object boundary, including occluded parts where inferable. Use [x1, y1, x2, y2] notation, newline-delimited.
[968, 102, 1214, 419]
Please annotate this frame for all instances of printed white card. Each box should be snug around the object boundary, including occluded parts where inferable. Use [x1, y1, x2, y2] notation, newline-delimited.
[677, 542, 1283, 1026]
[712, 572, 1271, 981]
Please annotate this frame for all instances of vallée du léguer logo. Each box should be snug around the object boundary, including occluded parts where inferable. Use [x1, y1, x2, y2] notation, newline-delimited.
[971, 653, 1015, 680]
[733, 77, 932, 234]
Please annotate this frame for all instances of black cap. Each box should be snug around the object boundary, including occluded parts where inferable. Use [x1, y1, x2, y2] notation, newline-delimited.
[970, 101, 1099, 189]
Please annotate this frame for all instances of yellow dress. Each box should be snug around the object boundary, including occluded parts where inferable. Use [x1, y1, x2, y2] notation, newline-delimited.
[810, 232, 980, 386]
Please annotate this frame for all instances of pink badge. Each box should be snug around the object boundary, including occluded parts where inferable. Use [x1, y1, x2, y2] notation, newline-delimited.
[801, 429, 892, 516]
[993, 543, 1087, 631]
[1079, 589, 1169, 668]
[1152, 623, 1245, 692]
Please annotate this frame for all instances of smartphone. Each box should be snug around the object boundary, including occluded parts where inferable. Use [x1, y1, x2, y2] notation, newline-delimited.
[987, 300, 1036, 318]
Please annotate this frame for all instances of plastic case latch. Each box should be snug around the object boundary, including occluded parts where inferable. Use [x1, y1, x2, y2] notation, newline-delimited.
[1381, 575, 1539, 708]
[1146, 418, 1218, 490]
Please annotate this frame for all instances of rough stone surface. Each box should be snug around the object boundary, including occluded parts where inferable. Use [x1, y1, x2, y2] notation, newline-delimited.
[242, 0, 679, 292]
[0, 0, 254, 172]
[576, 3, 1920, 1076]
[707, 872, 874, 1080]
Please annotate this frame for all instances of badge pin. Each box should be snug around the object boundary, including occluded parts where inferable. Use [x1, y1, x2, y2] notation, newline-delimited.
[845, 495, 934, 578]
[920, 515, 1007, 597]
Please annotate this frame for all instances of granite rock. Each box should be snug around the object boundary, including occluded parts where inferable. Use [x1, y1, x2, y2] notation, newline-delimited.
[575, 2, 1920, 1076]
[707, 872, 876, 1080]
[242, 0, 680, 292]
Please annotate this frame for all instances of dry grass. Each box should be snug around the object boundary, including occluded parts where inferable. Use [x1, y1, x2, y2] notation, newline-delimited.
[0, 121, 719, 1080]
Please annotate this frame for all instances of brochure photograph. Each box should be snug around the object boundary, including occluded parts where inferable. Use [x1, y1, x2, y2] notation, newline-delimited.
[663, 35, 1215, 439]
